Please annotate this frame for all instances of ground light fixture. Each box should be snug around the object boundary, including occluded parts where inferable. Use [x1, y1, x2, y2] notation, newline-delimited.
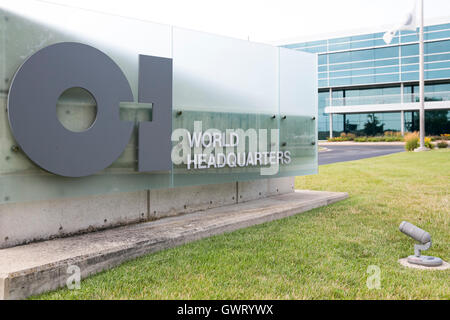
[399, 221, 443, 267]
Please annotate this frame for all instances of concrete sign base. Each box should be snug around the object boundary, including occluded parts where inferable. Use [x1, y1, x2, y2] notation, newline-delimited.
[0, 178, 295, 249]
[0, 189, 347, 300]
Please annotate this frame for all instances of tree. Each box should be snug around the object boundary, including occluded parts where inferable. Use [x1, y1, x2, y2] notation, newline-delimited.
[409, 110, 450, 135]
[364, 114, 384, 136]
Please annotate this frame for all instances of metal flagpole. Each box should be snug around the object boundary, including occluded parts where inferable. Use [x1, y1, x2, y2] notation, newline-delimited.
[417, 0, 427, 151]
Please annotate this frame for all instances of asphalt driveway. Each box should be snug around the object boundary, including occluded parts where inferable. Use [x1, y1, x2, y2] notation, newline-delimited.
[318, 144, 405, 165]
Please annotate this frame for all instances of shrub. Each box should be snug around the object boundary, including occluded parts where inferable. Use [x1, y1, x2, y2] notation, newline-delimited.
[327, 137, 347, 142]
[384, 131, 402, 137]
[337, 132, 356, 140]
[329, 133, 404, 143]
[404, 132, 419, 151]
[437, 141, 448, 149]
[345, 133, 356, 140]
[440, 134, 450, 141]
[328, 133, 354, 142]
[425, 137, 434, 149]
[353, 135, 404, 142]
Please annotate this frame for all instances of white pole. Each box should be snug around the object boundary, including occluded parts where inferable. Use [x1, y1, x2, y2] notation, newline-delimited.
[418, 0, 426, 150]
[329, 114, 333, 139]
[329, 88, 333, 138]
[401, 111, 405, 136]
[401, 83, 405, 135]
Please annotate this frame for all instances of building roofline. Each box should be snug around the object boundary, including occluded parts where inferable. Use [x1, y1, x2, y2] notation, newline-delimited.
[271, 16, 450, 46]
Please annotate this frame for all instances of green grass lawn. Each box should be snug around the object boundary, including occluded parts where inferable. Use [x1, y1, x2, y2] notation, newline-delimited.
[35, 149, 450, 300]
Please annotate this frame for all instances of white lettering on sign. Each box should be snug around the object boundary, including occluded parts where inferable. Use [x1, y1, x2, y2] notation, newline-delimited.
[171, 121, 290, 176]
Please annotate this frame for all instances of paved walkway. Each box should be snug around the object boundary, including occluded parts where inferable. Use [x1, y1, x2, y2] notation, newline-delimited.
[318, 144, 405, 165]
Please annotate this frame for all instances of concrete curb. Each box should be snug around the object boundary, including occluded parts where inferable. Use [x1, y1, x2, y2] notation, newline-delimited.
[0, 190, 348, 300]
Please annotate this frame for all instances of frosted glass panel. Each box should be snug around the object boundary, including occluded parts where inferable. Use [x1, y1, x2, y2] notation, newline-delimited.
[0, 2, 317, 204]
[278, 48, 318, 177]
[0, 1, 171, 98]
[278, 116, 317, 178]
[172, 27, 279, 114]
[172, 110, 266, 187]
[0, 2, 173, 204]
[172, 27, 282, 186]
[279, 48, 318, 117]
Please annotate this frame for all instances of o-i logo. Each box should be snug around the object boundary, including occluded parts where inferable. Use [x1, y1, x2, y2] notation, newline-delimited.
[7, 42, 172, 177]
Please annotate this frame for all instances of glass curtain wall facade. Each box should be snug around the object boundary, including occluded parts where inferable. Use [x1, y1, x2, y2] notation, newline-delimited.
[282, 21, 450, 139]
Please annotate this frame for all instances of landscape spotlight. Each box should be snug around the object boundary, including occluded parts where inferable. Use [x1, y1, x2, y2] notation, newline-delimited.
[399, 221, 443, 267]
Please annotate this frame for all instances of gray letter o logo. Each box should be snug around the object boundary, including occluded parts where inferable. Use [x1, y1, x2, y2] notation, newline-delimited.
[7, 42, 134, 177]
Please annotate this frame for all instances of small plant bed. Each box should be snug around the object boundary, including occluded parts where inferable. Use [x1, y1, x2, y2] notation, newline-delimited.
[327, 132, 450, 149]
[327, 132, 404, 143]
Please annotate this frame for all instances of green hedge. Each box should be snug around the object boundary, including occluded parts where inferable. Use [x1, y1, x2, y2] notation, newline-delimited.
[328, 136, 404, 142]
